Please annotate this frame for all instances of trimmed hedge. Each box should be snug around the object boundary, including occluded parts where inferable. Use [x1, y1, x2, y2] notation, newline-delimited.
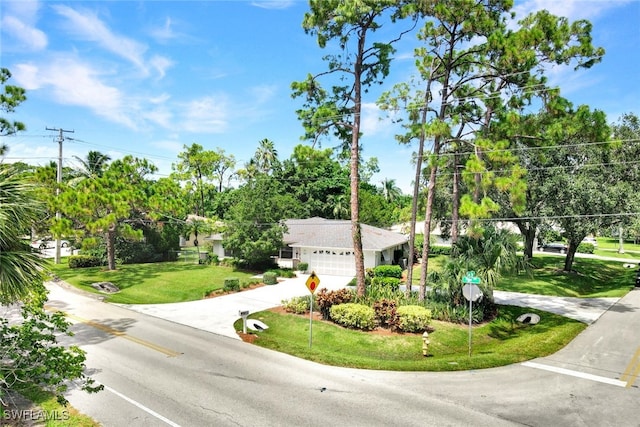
[577, 243, 595, 254]
[330, 303, 376, 331]
[373, 265, 402, 278]
[316, 288, 354, 320]
[263, 272, 278, 285]
[223, 278, 240, 292]
[371, 276, 401, 290]
[397, 305, 432, 333]
[281, 296, 310, 314]
[68, 255, 102, 269]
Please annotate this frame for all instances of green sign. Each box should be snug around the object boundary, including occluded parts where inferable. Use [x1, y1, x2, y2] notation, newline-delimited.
[463, 271, 481, 284]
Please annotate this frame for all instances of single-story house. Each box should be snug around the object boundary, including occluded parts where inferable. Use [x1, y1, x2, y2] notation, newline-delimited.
[277, 218, 409, 276]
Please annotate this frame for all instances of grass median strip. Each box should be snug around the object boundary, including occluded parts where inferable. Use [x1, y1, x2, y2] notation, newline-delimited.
[235, 305, 586, 371]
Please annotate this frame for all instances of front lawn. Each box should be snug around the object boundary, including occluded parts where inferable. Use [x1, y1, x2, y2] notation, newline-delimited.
[236, 305, 586, 371]
[496, 256, 636, 298]
[47, 260, 258, 304]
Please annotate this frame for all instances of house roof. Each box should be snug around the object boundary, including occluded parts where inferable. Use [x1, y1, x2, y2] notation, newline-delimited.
[283, 218, 408, 251]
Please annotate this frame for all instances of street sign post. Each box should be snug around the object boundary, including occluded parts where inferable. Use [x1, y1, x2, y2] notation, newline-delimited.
[305, 272, 320, 348]
[462, 271, 482, 357]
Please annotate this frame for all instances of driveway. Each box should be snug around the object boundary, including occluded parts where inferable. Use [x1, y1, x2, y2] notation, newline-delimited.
[115, 273, 622, 340]
[117, 273, 353, 339]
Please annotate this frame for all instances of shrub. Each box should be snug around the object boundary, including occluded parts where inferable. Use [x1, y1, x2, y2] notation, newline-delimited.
[68, 255, 103, 268]
[429, 245, 451, 256]
[241, 279, 261, 289]
[373, 265, 402, 278]
[373, 299, 399, 330]
[577, 243, 595, 254]
[263, 272, 278, 285]
[223, 278, 240, 292]
[297, 262, 308, 272]
[397, 305, 432, 333]
[329, 303, 376, 331]
[273, 268, 296, 278]
[316, 288, 354, 320]
[371, 276, 401, 289]
[281, 296, 310, 314]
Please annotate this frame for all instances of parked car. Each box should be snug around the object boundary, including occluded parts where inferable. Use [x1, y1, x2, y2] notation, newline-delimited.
[538, 242, 568, 254]
[582, 236, 598, 248]
[31, 238, 70, 250]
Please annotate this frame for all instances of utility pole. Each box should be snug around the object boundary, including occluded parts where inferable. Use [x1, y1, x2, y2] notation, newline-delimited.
[46, 127, 74, 265]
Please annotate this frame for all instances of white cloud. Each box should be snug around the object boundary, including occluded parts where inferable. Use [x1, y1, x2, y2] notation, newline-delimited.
[1, 15, 48, 51]
[149, 55, 175, 80]
[512, 0, 630, 22]
[180, 96, 229, 133]
[13, 56, 136, 129]
[250, 1, 295, 10]
[1, 0, 47, 51]
[52, 5, 149, 72]
[360, 102, 396, 137]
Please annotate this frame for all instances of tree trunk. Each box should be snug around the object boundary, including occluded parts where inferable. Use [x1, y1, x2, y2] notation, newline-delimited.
[618, 226, 625, 254]
[106, 227, 117, 271]
[405, 85, 432, 296]
[419, 137, 441, 301]
[563, 242, 577, 272]
[451, 152, 460, 245]
[515, 220, 537, 260]
[352, 49, 365, 298]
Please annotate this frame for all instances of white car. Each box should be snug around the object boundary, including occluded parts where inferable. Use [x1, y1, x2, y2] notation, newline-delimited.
[582, 237, 598, 248]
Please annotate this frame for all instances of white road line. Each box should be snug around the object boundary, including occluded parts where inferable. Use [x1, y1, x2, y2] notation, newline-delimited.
[522, 361, 627, 387]
[102, 383, 182, 427]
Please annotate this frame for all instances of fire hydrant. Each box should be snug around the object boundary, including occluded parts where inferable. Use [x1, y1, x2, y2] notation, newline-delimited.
[422, 331, 430, 357]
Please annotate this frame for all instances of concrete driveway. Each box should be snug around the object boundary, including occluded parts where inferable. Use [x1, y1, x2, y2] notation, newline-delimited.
[116, 273, 623, 340]
[117, 273, 353, 339]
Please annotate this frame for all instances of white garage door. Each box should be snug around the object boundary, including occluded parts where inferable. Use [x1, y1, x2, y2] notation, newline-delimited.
[307, 248, 356, 276]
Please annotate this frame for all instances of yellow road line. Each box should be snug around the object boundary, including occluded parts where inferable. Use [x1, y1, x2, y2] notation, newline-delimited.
[46, 306, 181, 358]
[620, 346, 640, 388]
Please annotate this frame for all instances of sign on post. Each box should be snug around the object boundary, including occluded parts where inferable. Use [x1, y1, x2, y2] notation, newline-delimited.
[305, 271, 320, 347]
[462, 271, 482, 357]
[306, 272, 320, 294]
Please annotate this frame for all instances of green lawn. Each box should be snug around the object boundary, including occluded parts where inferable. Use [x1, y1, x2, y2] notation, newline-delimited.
[595, 237, 640, 252]
[47, 259, 258, 304]
[497, 255, 637, 298]
[237, 305, 586, 371]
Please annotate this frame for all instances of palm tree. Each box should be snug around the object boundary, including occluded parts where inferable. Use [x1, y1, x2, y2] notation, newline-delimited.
[253, 139, 278, 174]
[73, 151, 112, 179]
[0, 166, 45, 303]
[380, 178, 402, 203]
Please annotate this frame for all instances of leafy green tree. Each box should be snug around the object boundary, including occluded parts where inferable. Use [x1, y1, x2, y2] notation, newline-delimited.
[537, 105, 612, 271]
[223, 175, 293, 268]
[276, 144, 349, 218]
[292, 0, 412, 297]
[378, 1, 603, 297]
[0, 166, 101, 405]
[58, 156, 157, 270]
[0, 68, 27, 154]
[172, 143, 221, 216]
[608, 113, 640, 252]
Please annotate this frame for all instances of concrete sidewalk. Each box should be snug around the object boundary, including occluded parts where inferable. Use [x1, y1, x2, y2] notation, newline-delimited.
[117, 274, 621, 340]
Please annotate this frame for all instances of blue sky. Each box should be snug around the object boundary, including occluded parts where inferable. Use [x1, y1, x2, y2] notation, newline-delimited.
[1, 0, 638, 194]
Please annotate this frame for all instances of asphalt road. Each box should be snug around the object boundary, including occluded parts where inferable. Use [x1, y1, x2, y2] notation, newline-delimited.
[44, 284, 640, 427]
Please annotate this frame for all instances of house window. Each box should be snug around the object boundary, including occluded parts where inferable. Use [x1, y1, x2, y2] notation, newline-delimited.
[280, 246, 293, 259]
